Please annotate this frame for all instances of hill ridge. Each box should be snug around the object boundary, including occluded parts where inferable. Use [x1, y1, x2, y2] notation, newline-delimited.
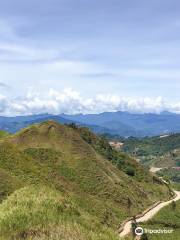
[0, 121, 171, 239]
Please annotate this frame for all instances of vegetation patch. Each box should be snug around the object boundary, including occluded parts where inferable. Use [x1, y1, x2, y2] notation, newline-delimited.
[0, 121, 171, 239]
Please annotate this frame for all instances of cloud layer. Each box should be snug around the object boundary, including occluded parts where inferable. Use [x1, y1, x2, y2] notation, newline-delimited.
[0, 88, 180, 116]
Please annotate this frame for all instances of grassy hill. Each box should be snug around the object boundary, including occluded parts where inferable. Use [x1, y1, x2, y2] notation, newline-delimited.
[0, 121, 171, 239]
[0, 130, 9, 138]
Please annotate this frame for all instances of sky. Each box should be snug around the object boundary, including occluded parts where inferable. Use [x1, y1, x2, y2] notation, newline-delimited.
[0, 0, 180, 115]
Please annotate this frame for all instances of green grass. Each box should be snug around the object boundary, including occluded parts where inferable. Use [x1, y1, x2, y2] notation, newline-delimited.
[123, 200, 180, 240]
[0, 121, 172, 239]
[132, 200, 180, 240]
[0, 168, 22, 202]
[0, 130, 9, 138]
[0, 186, 119, 240]
[157, 168, 180, 183]
[172, 183, 180, 191]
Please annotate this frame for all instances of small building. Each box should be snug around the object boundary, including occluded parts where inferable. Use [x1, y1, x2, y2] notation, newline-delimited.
[109, 141, 124, 150]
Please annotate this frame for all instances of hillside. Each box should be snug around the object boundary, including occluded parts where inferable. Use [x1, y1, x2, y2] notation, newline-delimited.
[124, 197, 180, 240]
[122, 134, 180, 167]
[0, 121, 171, 239]
[0, 130, 9, 138]
[139, 199, 180, 240]
[122, 134, 180, 182]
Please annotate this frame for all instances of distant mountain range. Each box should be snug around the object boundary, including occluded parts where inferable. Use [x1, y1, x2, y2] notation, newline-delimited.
[1, 111, 180, 137]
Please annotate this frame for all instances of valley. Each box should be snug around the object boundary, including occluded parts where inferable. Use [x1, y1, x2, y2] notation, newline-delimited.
[122, 134, 180, 183]
[1, 0, 180, 239]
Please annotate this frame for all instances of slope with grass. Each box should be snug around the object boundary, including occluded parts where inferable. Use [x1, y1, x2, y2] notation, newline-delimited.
[0, 130, 9, 138]
[120, 190, 180, 238]
[139, 199, 180, 240]
[122, 134, 180, 183]
[0, 186, 120, 240]
[0, 121, 171, 239]
[122, 134, 180, 167]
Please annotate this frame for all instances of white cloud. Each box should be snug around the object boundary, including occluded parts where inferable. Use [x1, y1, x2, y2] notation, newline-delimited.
[0, 88, 179, 116]
[0, 94, 8, 113]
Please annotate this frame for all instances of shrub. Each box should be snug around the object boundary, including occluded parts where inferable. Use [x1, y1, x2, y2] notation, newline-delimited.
[125, 167, 135, 176]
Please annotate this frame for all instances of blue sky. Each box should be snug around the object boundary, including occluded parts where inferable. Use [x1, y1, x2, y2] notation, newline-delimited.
[0, 0, 180, 115]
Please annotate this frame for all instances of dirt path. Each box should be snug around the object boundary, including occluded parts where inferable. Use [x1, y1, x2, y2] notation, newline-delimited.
[119, 191, 180, 238]
[149, 167, 163, 173]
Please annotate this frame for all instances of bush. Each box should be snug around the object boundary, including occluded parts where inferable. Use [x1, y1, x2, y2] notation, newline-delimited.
[125, 167, 135, 176]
